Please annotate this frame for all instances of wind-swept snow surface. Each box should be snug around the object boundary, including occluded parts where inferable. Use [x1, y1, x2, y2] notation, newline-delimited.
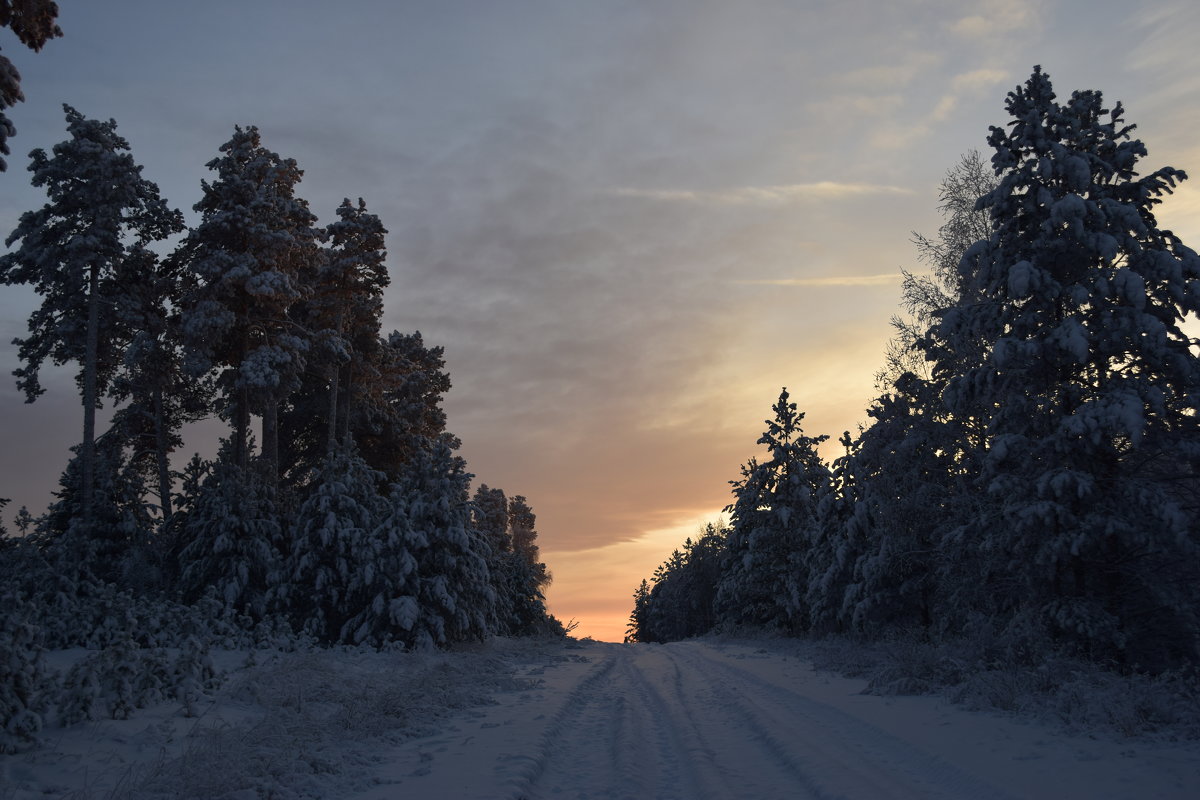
[3, 639, 1197, 798]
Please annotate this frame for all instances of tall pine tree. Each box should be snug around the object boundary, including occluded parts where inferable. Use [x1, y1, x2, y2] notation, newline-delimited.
[1, 105, 183, 527]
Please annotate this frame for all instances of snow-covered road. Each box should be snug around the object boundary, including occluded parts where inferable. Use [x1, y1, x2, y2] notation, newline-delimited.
[8, 638, 1197, 798]
[355, 640, 1199, 800]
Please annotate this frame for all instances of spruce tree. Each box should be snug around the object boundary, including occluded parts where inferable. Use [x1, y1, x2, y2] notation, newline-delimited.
[394, 441, 495, 647]
[715, 389, 829, 630]
[176, 460, 283, 620]
[932, 67, 1200, 665]
[1, 105, 183, 527]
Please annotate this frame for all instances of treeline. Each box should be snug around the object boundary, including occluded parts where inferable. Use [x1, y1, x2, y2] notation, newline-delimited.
[0, 106, 561, 751]
[628, 67, 1200, 674]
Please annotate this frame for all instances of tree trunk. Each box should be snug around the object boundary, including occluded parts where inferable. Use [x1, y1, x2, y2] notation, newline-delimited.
[234, 387, 249, 469]
[339, 360, 354, 448]
[262, 400, 279, 481]
[326, 364, 340, 457]
[327, 309, 345, 457]
[154, 386, 173, 524]
[81, 262, 100, 526]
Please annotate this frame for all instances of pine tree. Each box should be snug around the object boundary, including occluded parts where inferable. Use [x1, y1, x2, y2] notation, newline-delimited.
[178, 125, 320, 475]
[318, 197, 389, 452]
[715, 389, 829, 630]
[1, 105, 183, 526]
[932, 67, 1200, 665]
[108, 244, 210, 525]
[354, 331, 456, 481]
[0, 0, 61, 171]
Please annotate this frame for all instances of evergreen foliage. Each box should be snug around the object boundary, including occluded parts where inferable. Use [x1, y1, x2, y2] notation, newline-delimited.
[283, 448, 396, 644]
[0, 0, 61, 171]
[178, 125, 320, 472]
[716, 388, 830, 630]
[394, 441, 495, 648]
[0, 105, 184, 527]
[176, 461, 283, 621]
[628, 68, 1200, 676]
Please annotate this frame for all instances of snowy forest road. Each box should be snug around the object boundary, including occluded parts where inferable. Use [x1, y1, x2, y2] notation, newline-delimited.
[354, 639, 1135, 800]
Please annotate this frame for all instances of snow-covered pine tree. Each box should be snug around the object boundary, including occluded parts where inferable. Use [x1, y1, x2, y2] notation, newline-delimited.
[318, 197, 389, 453]
[393, 441, 495, 648]
[0, 0, 60, 171]
[109, 244, 210, 526]
[715, 389, 829, 630]
[354, 331, 456, 482]
[932, 66, 1200, 666]
[277, 199, 390, 481]
[1, 105, 184, 527]
[472, 484, 510, 555]
[283, 448, 391, 644]
[178, 125, 320, 476]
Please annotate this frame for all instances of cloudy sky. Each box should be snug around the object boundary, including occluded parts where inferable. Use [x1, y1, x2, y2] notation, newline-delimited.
[2, 0, 1199, 641]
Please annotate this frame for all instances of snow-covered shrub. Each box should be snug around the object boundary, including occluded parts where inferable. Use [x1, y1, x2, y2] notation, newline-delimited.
[174, 635, 219, 717]
[57, 636, 172, 723]
[0, 595, 50, 753]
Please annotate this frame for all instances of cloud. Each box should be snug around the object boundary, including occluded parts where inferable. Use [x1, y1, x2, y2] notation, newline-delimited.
[835, 53, 941, 91]
[932, 68, 1008, 121]
[612, 182, 913, 206]
[948, 0, 1038, 39]
[734, 273, 903, 287]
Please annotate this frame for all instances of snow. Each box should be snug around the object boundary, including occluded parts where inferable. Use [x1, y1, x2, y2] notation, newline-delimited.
[3, 637, 1196, 799]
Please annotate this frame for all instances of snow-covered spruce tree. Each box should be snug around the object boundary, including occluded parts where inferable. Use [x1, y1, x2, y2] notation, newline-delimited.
[834, 374, 970, 636]
[392, 441, 495, 648]
[176, 458, 283, 621]
[178, 125, 320, 476]
[470, 484, 514, 632]
[0, 592, 49, 753]
[37, 428, 156, 587]
[0, 0, 60, 171]
[630, 524, 727, 643]
[931, 67, 1200, 667]
[0, 105, 183, 527]
[625, 579, 651, 643]
[715, 389, 829, 630]
[282, 448, 394, 644]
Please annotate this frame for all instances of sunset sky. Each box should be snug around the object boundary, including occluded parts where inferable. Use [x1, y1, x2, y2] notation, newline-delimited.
[2, 1, 1200, 641]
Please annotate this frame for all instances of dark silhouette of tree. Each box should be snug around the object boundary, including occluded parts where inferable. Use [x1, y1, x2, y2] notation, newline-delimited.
[1, 105, 183, 528]
[0, 0, 61, 171]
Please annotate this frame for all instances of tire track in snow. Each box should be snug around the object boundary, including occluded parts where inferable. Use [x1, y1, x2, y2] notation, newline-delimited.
[501, 645, 620, 799]
[669, 642, 1018, 800]
[507, 644, 707, 800]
